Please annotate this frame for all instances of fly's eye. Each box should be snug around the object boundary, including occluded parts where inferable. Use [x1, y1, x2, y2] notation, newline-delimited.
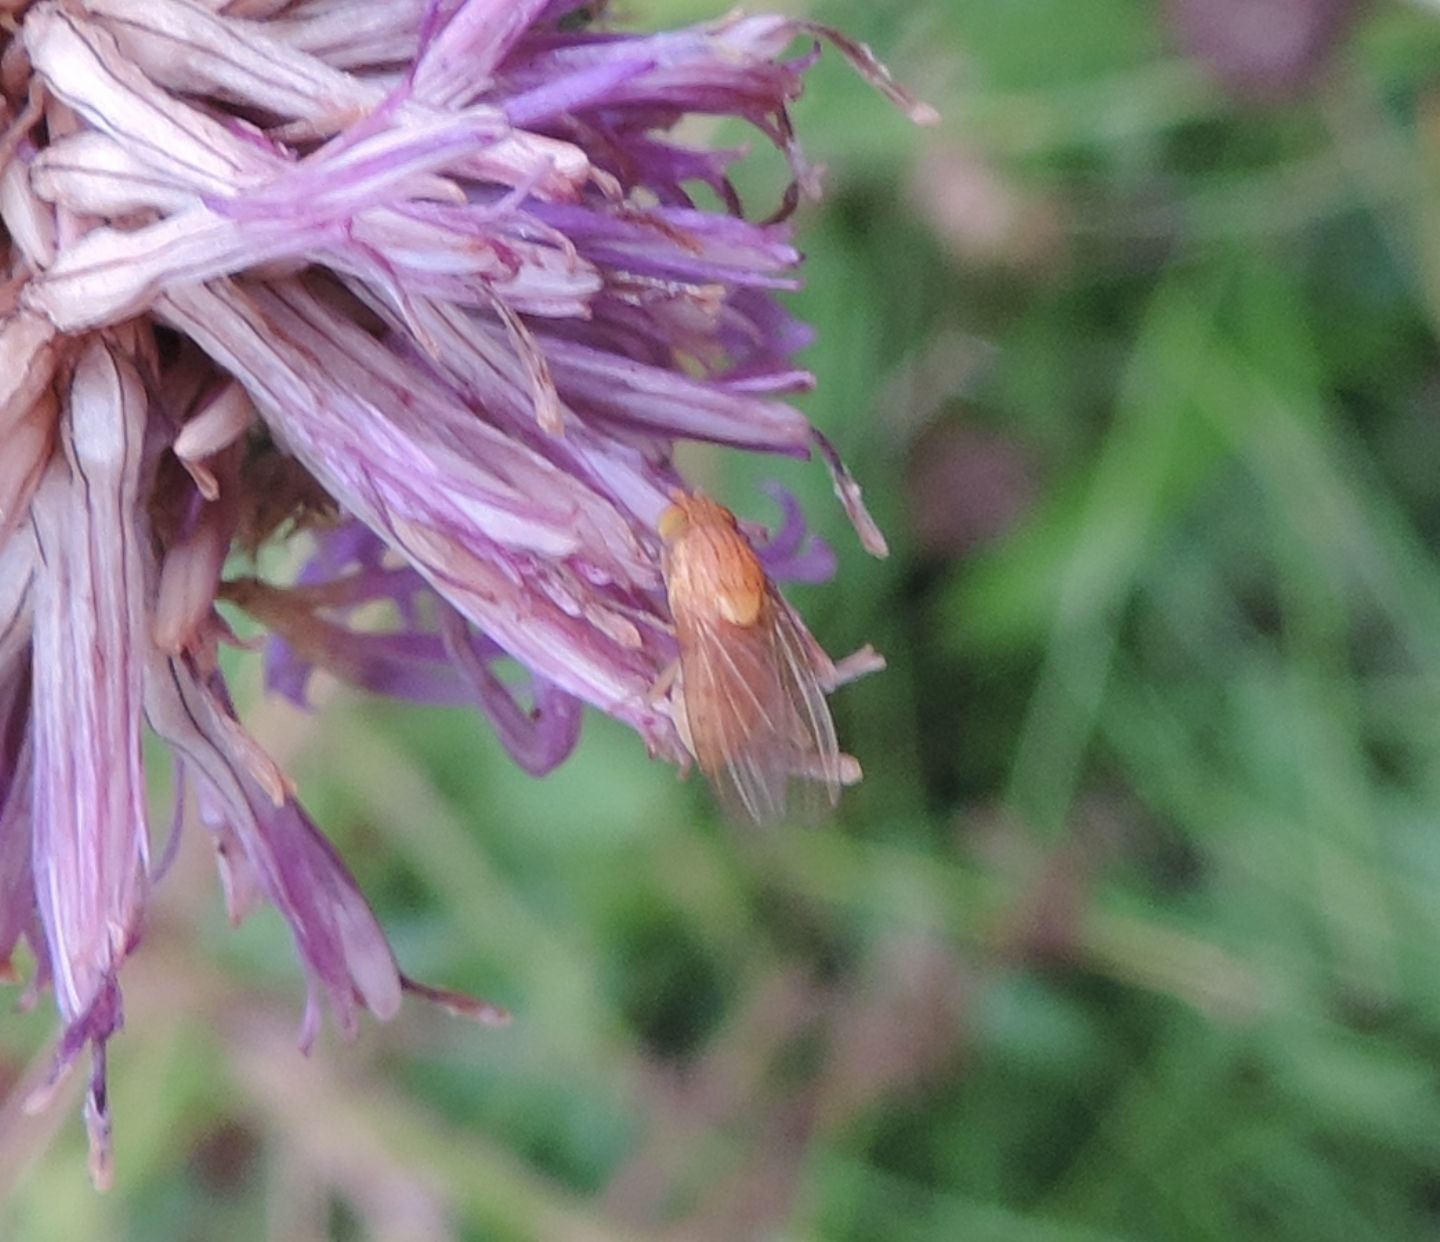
[658, 504, 689, 543]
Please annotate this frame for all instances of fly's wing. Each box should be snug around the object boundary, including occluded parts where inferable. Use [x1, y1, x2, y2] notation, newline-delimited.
[677, 607, 790, 824]
[767, 591, 844, 801]
[676, 589, 842, 826]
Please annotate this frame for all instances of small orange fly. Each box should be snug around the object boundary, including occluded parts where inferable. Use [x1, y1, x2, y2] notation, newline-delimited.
[658, 491, 875, 824]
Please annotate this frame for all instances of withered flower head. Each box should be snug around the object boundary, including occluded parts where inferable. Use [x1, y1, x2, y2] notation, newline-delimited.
[0, 0, 930, 1183]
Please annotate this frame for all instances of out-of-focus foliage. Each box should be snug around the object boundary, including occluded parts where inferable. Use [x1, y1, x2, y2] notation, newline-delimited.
[10, 0, 1440, 1238]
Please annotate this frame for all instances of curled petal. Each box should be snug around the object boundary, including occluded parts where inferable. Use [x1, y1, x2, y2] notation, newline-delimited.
[752, 483, 837, 585]
[438, 603, 583, 775]
[228, 574, 471, 704]
[172, 380, 255, 499]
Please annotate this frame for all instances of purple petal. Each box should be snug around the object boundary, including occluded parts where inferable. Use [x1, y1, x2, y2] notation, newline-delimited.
[752, 484, 838, 585]
[144, 653, 403, 1041]
[26, 341, 150, 1186]
[29, 340, 150, 1027]
[439, 603, 584, 774]
[0, 658, 44, 990]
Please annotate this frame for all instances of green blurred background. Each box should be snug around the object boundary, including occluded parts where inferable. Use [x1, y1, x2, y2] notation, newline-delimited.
[13, 0, 1440, 1237]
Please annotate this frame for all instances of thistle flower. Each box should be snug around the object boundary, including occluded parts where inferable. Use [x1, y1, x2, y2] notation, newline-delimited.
[0, 0, 931, 1184]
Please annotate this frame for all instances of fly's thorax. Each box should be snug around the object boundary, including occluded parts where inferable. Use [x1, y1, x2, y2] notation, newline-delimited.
[660, 494, 766, 628]
[665, 520, 766, 627]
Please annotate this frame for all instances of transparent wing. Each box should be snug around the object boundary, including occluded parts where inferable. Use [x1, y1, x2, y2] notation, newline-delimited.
[768, 593, 844, 800]
[676, 589, 841, 826]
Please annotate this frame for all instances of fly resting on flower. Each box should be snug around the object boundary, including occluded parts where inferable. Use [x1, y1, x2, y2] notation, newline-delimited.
[658, 491, 881, 824]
